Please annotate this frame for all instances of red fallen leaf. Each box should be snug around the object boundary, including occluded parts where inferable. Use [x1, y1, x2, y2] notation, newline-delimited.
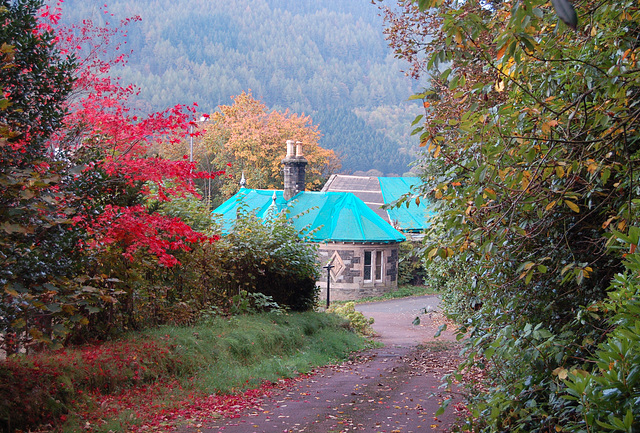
[72, 374, 313, 432]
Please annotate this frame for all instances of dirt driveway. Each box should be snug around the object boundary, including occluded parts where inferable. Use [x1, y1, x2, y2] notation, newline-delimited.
[185, 296, 462, 433]
[356, 296, 447, 347]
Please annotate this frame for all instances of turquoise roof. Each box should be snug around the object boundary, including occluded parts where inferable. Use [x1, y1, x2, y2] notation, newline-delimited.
[212, 188, 405, 243]
[379, 177, 436, 232]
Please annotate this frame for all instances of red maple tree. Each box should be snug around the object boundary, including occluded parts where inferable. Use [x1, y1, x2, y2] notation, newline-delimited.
[45, 1, 221, 267]
[1, 0, 222, 350]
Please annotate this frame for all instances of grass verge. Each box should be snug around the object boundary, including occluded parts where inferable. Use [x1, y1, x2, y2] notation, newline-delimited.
[331, 285, 437, 306]
[0, 311, 370, 433]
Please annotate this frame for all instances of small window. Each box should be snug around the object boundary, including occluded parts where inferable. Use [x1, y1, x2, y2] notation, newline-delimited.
[363, 250, 383, 283]
[375, 251, 383, 281]
[363, 251, 372, 281]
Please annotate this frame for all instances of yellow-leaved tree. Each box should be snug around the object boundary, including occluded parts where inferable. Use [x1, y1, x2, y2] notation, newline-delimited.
[163, 91, 340, 206]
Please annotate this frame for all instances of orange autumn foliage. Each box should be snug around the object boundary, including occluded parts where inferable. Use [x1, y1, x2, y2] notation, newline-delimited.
[167, 91, 340, 200]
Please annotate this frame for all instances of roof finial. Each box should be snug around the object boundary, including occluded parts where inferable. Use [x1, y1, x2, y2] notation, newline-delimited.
[265, 191, 278, 222]
[239, 171, 246, 188]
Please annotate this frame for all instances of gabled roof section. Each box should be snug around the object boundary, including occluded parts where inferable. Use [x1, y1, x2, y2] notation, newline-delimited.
[321, 175, 435, 233]
[212, 188, 405, 244]
[212, 189, 288, 234]
[321, 174, 387, 222]
[379, 177, 435, 232]
[288, 191, 404, 243]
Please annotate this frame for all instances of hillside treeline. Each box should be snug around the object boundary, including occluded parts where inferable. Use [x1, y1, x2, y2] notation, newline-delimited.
[56, 0, 421, 175]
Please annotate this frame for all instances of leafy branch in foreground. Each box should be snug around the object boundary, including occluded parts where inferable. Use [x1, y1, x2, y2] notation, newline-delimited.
[378, 0, 638, 430]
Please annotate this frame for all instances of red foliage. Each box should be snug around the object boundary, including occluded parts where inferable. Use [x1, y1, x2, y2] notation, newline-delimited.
[1, 333, 311, 432]
[84, 205, 217, 267]
[0, 337, 178, 430]
[42, 4, 222, 266]
[1, 323, 312, 432]
[76, 375, 309, 432]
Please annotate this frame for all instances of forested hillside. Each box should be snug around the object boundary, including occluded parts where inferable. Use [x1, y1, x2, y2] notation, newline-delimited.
[55, 0, 421, 175]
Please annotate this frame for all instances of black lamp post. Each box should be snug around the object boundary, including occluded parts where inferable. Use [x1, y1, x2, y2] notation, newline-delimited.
[323, 264, 334, 309]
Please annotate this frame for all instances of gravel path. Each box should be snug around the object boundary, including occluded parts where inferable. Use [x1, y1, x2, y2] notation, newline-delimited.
[356, 295, 446, 347]
[183, 296, 461, 433]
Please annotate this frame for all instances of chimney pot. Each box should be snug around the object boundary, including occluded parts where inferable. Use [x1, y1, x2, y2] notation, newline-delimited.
[295, 141, 303, 157]
[286, 140, 295, 158]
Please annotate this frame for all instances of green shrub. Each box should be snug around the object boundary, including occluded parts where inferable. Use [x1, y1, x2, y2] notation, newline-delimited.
[199, 209, 320, 312]
[446, 229, 640, 433]
[329, 302, 375, 336]
[562, 230, 640, 433]
[398, 241, 428, 286]
[229, 290, 283, 315]
[420, 221, 479, 323]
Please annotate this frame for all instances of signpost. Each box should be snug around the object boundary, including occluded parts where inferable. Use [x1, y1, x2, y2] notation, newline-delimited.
[323, 264, 334, 309]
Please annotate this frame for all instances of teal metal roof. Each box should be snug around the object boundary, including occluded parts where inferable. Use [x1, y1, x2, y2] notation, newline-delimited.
[212, 188, 405, 243]
[379, 177, 435, 232]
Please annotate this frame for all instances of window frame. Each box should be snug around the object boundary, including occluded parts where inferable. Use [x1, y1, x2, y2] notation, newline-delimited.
[363, 250, 372, 282]
[363, 249, 384, 283]
[375, 250, 383, 281]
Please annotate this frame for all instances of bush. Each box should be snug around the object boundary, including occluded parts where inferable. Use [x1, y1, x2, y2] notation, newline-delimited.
[447, 229, 640, 433]
[398, 241, 429, 286]
[0, 338, 180, 432]
[228, 290, 283, 315]
[195, 209, 320, 313]
[68, 203, 322, 343]
[562, 229, 640, 433]
[420, 221, 479, 322]
[329, 302, 375, 336]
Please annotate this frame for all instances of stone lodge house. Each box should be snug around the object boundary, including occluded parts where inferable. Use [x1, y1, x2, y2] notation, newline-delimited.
[212, 141, 406, 301]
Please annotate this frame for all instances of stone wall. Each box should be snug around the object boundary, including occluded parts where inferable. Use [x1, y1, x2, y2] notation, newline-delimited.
[316, 242, 399, 301]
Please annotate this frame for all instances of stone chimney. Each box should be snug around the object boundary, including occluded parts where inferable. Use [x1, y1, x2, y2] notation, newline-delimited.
[282, 140, 308, 201]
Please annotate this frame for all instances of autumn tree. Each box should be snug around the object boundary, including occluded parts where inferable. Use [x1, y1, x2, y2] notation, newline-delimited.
[163, 91, 340, 203]
[378, 0, 639, 430]
[381, 0, 639, 322]
[1, 0, 219, 349]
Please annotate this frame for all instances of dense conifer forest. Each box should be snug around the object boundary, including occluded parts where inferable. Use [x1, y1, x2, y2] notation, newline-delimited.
[57, 0, 421, 175]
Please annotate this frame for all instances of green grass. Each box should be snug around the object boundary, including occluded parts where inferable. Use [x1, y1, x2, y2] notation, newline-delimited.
[1, 311, 370, 433]
[331, 284, 438, 306]
[152, 312, 369, 394]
